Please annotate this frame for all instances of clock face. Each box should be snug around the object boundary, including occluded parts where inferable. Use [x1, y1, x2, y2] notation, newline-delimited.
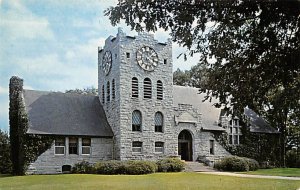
[102, 51, 112, 75]
[136, 46, 158, 71]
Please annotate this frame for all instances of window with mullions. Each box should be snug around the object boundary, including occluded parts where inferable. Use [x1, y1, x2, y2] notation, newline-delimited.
[55, 137, 65, 155]
[132, 110, 142, 131]
[69, 137, 78, 154]
[228, 119, 241, 145]
[82, 138, 91, 155]
[155, 142, 164, 153]
[155, 112, 163, 132]
[132, 141, 142, 153]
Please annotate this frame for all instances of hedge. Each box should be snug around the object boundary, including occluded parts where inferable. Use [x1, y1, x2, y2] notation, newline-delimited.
[157, 157, 185, 172]
[214, 156, 259, 172]
[72, 158, 185, 175]
[94, 160, 157, 175]
[72, 161, 95, 174]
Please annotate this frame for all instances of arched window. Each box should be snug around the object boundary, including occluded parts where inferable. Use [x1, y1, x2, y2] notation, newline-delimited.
[132, 110, 142, 131]
[155, 112, 163, 132]
[106, 81, 110, 102]
[102, 85, 105, 104]
[112, 79, 116, 100]
[157, 80, 163, 100]
[144, 78, 152, 99]
[132, 77, 138, 98]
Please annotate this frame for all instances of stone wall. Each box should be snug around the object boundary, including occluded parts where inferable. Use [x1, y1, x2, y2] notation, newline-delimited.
[27, 137, 113, 174]
[98, 29, 177, 161]
[174, 103, 230, 162]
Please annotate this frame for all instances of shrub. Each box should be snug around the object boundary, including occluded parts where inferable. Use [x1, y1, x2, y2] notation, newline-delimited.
[95, 160, 157, 175]
[243, 157, 259, 171]
[72, 161, 95, 174]
[157, 158, 185, 172]
[0, 130, 12, 174]
[125, 160, 157, 175]
[95, 160, 126, 175]
[286, 150, 300, 168]
[214, 156, 249, 172]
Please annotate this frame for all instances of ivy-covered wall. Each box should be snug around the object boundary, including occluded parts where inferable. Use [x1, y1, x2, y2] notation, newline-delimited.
[214, 124, 280, 166]
[9, 76, 54, 175]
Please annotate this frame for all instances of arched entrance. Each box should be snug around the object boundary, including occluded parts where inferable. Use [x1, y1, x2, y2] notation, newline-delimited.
[178, 130, 193, 161]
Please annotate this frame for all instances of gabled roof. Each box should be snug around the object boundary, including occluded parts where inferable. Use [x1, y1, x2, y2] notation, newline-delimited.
[244, 108, 279, 134]
[23, 90, 113, 137]
[173, 85, 224, 131]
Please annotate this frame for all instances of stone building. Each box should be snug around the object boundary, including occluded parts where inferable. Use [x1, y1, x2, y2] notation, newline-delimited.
[9, 29, 278, 174]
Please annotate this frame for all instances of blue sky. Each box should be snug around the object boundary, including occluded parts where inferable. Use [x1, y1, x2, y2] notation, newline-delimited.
[0, 0, 198, 132]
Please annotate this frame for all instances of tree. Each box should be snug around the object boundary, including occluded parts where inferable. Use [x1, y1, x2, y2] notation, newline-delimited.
[105, 0, 300, 166]
[0, 129, 12, 174]
[173, 68, 191, 86]
[65, 87, 98, 95]
[9, 76, 53, 175]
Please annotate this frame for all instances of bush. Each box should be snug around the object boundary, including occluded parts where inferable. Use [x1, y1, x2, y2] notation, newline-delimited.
[243, 157, 259, 171]
[214, 156, 249, 172]
[157, 158, 185, 172]
[95, 160, 157, 175]
[95, 160, 126, 175]
[72, 161, 95, 174]
[286, 150, 300, 168]
[125, 160, 157, 175]
[0, 130, 12, 174]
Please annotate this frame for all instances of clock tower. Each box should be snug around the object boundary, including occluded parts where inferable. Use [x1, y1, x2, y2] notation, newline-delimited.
[98, 28, 177, 160]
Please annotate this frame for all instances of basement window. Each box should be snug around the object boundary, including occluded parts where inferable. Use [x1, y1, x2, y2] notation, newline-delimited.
[155, 142, 164, 153]
[132, 141, 142, 153]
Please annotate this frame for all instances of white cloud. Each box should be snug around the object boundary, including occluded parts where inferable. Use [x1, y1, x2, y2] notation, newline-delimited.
[41, 0, 118, 9]
[0, 86, 8, 95]
[0, 0, 54, 40]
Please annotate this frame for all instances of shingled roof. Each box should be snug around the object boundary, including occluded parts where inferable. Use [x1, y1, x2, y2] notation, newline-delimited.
[23, 90, 113, 137]
[173, 85, 224, 131]
[244, 108, 279, 134]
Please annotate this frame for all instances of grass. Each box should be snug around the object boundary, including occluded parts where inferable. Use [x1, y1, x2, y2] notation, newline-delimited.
[241, 168, 300, 177]
[0, 173, 299, 190]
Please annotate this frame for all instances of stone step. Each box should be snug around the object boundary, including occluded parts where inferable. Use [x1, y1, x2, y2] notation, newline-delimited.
[184, 161, 215, 172]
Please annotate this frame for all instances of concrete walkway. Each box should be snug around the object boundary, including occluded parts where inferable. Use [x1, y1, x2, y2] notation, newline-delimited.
[199, 171, 300, 181]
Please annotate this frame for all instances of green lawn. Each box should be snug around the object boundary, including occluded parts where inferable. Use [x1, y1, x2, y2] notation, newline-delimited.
[241, 168, 300, 177]
[0, 173, 299, 190]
